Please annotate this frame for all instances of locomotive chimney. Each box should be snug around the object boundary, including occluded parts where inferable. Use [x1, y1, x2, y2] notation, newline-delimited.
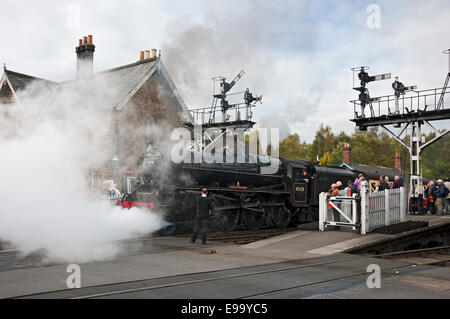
[342, 143, 352, 165]
[394, 152, 402, 170]
[76, 34, 95, 78]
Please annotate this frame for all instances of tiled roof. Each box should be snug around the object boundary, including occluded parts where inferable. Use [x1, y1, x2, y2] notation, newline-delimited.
[53, 59, 159, 110]
[343, 163, 406, 179]
[4, 69, 56, 92]
[2, 58, 193, 123]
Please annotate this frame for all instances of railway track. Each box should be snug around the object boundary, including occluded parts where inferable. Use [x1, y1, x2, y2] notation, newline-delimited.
[12, 246, 448, 299]
[373, 245, 450, 266]
[0, 227, 299, 273]
[12, 255, 369, 299]
[173, 227, 299, 244]
[3, 232, 448, 299]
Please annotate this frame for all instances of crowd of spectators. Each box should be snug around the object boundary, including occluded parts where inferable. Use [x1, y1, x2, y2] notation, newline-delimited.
[326, 174, 450, 216]
[425, 178, 450, 216]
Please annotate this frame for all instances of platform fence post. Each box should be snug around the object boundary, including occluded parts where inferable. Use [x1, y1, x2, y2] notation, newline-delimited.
[385, 189, 390, 226]
[352, 193, 357, 230]
[400, 187, 406, 222]
[360, 181, 369, 235]
[319, 192, 325, 231]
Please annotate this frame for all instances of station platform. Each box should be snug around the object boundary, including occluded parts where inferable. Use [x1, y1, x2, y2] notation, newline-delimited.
[0, 215, 448, 299]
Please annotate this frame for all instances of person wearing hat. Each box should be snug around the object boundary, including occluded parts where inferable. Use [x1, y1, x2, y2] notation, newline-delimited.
[327, 184, 340, 198]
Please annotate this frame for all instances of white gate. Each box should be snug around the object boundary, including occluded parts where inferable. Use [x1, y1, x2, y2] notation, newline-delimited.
[319, 193, 359, 231]
[319, 181, 407, 235]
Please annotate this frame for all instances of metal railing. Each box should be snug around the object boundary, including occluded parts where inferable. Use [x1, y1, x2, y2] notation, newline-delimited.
[351, 86, 450, 119]
[190, 104, 256, 125]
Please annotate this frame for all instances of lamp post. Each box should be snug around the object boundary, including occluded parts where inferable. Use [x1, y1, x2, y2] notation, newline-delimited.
[112, 155, 120, 192]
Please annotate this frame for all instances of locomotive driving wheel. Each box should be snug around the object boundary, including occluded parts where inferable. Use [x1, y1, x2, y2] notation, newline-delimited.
[211, 209, 239, 232]
[271, 203, 291, 228]
[210, 196, 240, 232]
[242, 194, 267, 230]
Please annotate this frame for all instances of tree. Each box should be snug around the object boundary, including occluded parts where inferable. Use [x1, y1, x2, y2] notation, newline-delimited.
[278, 133, 309, 159]
[247, 125, 448, 179]
[422, 132, 449, 179]
[309, 124, 337, 161]
[319, 152, 331, 166]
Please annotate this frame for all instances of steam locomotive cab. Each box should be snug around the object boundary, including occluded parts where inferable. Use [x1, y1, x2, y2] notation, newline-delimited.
[283, 159, 314, 208]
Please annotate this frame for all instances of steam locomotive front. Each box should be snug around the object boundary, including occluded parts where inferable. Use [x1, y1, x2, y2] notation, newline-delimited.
[119, 146, 165, 209]
[138, 146, 164, 187]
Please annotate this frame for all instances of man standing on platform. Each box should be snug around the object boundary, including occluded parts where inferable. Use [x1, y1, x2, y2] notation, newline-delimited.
[435, 180, 448, 216]
[191, 188, 214, 244]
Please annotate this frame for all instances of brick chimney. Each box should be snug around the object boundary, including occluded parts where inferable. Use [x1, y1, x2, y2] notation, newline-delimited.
[342, 143, 352, 165]
[75, 35, 95, 78]
[394, 152, 402, 170]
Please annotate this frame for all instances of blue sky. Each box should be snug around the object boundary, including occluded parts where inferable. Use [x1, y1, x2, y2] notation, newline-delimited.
[1, 0, 449, 141]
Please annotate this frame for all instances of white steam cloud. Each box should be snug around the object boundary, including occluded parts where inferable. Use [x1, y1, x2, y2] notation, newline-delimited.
[0, 122, 162, 263]
[0, 77, 164, 263]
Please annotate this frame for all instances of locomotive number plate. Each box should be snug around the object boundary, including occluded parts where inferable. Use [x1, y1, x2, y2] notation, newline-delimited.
[293, 183, 307, 203]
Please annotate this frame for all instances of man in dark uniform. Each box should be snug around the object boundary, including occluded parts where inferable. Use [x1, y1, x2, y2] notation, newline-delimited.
[299, 169, 312, 183]
[191, 188, 213, 244]
[298, 168, 314, 194]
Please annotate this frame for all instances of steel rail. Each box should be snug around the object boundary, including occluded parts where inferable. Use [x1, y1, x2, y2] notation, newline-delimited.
[25, 255, 365, 299]
[6, 242, 449, 299]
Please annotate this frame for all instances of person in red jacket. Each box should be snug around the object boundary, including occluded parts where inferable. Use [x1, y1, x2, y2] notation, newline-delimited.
[425, 181, 436, 215]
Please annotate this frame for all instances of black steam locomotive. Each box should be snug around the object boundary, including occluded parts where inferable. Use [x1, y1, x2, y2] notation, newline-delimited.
[120, 147, 359, 234]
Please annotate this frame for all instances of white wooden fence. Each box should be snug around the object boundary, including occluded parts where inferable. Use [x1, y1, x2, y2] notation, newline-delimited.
[319, 181, 407, 235]
[97, 194, 122, 201]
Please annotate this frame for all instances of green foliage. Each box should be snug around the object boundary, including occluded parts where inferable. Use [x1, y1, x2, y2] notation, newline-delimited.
[277, 125, 449, 179]
[278, 133, 310, 159]
[422, 131, 449, 179]
[319, 151, 331, 166]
